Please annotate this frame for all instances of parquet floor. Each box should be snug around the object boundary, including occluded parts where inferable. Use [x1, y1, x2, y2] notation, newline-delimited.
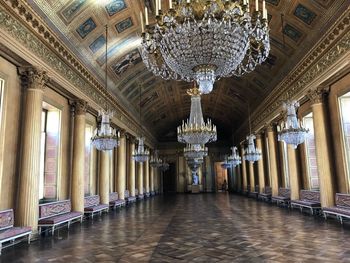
[2, 194, 350, 263]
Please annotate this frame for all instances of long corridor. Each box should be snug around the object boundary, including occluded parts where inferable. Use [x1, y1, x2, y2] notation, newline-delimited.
[2, 194, 350, 263]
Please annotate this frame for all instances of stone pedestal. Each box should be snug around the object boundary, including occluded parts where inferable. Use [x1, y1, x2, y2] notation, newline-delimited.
[191, 184, 200, 193]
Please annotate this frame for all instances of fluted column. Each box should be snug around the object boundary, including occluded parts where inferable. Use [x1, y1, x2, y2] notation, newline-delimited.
[308, 87, 335, 207]
[287, 144, 300, 200]
[71, 100, 87, 212]
[16, 68, 48, 231]
[144, 155, 150, 194]
[150, 165, 154, 192]
[248, 162, 255, 191]
[267, 124, 279, 196]
[256, 134, 265, 193]
[117, 132, 126, 199]
[240, 146, 248, 191]
[99, 151, 110, 204]
[129, 139, 136, 196]
[137, 162, 144, 195]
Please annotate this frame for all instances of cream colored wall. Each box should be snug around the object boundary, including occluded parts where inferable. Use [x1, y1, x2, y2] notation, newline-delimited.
[0, 56, 22, 210]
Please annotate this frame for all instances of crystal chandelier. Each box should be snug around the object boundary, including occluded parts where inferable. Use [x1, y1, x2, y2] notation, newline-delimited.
[227, 146, 242, 167]
[132, 84, 150, 162]
[186, 157, 203, 172]
[244, 105, 261, 162]
[278, 101, 309, 149]
[183, 144, 208, 160]
[150, 149, 163, 168]
[91, 25, 119, 151]
[177, 86, 216, 150]
[221, 157, 232, 169]
[140, 0, 270, 94]
[160, 158, 170, 171]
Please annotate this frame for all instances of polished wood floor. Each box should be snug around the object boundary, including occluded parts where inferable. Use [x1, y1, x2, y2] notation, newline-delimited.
[2, 194, 350, 263]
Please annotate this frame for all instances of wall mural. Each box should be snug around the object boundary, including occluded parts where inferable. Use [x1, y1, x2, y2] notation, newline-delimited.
[76, 17, 96, 38]
[116, 17, 133, 33]
[111, 49, 142, 77]
[105, 0, 127, 16]
[89, 35, 106, 53]
[61, 0, 86, 22]
[294, 4, 317, 25]
[283, 24, 302, 42]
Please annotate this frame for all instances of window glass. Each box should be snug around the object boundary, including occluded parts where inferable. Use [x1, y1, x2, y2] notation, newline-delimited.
[85, 124, 93, 195]
[282, 142, 290, 188]
[339, 92, 350, 187]
[303, 113, 319, 190]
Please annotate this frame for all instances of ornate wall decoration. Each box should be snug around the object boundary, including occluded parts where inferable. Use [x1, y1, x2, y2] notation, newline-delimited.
[294, 4, 317, 25]
[76, 17, 96, 39]
[61, 0, 86, 22]
[111, 49, 141, 77]
[115, 17, 133, 33]
[140, 91, 158, 108]
[283, 24, 302, 42]
[89, 35, 106, 53]
[105, 0, 127, 17]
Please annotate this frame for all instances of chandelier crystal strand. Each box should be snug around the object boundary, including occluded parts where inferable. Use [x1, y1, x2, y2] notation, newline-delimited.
[141, 0, 270, 94]
[227, 146, 242, 167]
[278, 101, 309, 149]
[150, 149, 163, 168]
[91, 25, 119, 151]
[177, 85, 217, 149]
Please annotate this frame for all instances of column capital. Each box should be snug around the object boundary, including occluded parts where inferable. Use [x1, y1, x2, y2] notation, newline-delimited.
[307, 86, 330, 104]
[265, 122, 276, 133]
[255, 132, 264, 140]
[71, 99, 88, 115]
[119, 129, 127, 138]
[18, 67, 49, 91]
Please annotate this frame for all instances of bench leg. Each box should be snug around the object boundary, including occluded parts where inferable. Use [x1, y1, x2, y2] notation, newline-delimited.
[0, 242, 2, 255]
[340, 216, 343, 224]
[68, 221, 70, 229]
[80, 216, 83, 224]
[52, 226, 55, 236]
[324, 212, 327, 220]
[310, 208, 314, 215]
[39, 227, 41, 235]
[28, 234, 31, 244]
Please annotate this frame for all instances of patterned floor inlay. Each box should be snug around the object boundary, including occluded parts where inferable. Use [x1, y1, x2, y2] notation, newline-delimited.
[2, 194, 350, 262]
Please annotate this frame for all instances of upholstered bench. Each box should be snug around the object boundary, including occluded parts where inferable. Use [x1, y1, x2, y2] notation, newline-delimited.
[258, 186, 272, 202]
[125, 190, 136, 204]
[249, 185, 259, 199]
[150, 191, 156, 196]
[144, 188, 150, 198]
[323, 193, 350, 224]
[136, 189, 144, 200]
[84, 195, 109, 219]
[291, 190, 321, 215]
[109, 192, 125, 209]
[0, 209, 31, 255]
[38, 200, 82, 235]
[272, 188, 291, 206]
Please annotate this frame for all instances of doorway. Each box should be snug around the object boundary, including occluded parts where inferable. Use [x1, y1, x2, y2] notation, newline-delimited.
[162, 162, 176, 193]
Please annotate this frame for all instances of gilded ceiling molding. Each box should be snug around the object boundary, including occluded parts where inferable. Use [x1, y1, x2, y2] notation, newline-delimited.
[0, 0, 155, 145]
[250, 10, 350, 131]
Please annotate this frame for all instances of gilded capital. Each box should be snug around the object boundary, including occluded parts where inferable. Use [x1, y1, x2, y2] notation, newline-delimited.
[73, 99, 88, 115]
[18, 67, 49, 91]
[119, 129, 127, 138]
[265, 122, 276, 133]
[307, 86, 330, 104]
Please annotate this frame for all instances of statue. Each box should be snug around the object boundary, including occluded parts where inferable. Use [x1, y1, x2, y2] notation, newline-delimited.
[192, 172, 199, 185]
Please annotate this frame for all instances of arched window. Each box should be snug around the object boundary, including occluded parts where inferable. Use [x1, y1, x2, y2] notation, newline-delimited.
[303, 113, 319, 190]
[84, 124, 93, 195]
[339, 92, 350, 187]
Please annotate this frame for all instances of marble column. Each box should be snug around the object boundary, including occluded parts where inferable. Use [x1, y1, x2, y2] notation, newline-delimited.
[287, 144, 300, 200]
[99, 151, 110, 204]
[144, 156, 150, 194]
[267, 124, 279, 196]
[150, 165, 154, 193]
[16, 68, 48, 231]
[248, 162, 255, 192]
[256, 134, 265, 193]
[137, 162, 144, 195]
[129, 139, 136, 197]
[240, 146, 248, 192]
[109, 150, 114, 192]
[308, 87, 335, 207]
[117, 132, 126, 199]
[70, 100, 87, 212]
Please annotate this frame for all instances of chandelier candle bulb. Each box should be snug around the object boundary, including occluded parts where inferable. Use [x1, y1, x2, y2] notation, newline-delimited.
[140, 11, 144, 32]
[169, 0, 172, 9]
[155, 0, 159, 16]
[255, 0, 259, 11]
[145, 7, 149, 25]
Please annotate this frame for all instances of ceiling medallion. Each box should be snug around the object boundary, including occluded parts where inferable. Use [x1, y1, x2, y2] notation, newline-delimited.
[278, 101, 309, 149]
[140, 0, 270, 94]
[177, 85, 217, 150]
[91, 25, 119, 151]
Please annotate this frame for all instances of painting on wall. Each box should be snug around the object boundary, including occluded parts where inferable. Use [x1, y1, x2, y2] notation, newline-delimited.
[116, 17, 133, 33]
[76, 17, 96, 39]
[61, 0, 86, 22]
[294, 4, 317, 25]
[89, 35, 106, 53]
[105, 0, 127, 16]
[111, 49, 142, 77]
[283, 24, 302, 42]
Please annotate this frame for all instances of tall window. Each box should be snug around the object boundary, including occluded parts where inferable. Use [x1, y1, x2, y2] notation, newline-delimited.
[84, 124, 93, 195]
[339, 92, 350, 186]
[303, 113, 319, 190]
[281, 141, 290, 188]
[39, 104, 61, 201]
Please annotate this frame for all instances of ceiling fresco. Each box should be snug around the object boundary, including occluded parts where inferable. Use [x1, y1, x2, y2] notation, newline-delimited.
[28, 0, 349, 142]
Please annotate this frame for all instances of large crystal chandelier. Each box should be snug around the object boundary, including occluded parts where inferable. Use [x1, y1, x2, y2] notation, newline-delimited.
[221, 156, 232, 169]
[150, 149, 163, 168]
[91, 25, 119, 151]
[184, 144, 208, 160]
[227, 146, 242, 167]
[278, 101, 309, 149]
[186, 157, 203, 172]
[132, 84, 150, 162]
[177, 85, 216, 150]
[244, 106, 261, 162]
[140, 0, 270, 94]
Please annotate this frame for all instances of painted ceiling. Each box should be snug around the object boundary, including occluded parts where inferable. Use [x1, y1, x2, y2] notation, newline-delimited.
[28, 0, 349, 142]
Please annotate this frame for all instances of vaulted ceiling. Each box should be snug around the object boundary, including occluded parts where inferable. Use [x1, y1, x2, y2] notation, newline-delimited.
[28, 0, 349, 142]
